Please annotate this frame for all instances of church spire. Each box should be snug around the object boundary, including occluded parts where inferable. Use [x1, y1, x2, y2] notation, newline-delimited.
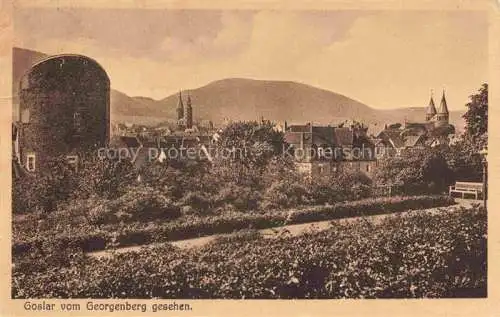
[426, 89, 437, 121]
[184, 91, 193, 129]
[177, 90, 184, 121]
[437, 89, 449, 114]
[434, 89, 450, 127]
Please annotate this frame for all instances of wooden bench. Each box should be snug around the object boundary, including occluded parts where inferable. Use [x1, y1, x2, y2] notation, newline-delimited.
[449, 181, 484, 199]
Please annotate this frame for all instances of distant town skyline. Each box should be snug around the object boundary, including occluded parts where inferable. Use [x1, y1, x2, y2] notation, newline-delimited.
[14, 8, 487, 111]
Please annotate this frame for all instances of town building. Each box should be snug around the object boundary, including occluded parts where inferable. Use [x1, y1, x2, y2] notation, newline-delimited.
[284, 122, 377, 177]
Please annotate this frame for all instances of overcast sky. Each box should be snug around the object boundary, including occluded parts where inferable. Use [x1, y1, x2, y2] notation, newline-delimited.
[13, 8, 488, 110]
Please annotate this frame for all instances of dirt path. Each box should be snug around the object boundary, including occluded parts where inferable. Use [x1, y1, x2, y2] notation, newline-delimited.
[89, 199, 482, 259]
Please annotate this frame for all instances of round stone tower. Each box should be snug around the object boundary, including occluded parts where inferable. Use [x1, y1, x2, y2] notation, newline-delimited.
[18, 54, 110, 172]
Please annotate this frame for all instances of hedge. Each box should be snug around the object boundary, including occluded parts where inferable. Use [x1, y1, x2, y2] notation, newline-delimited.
[13, 195, 455, 255]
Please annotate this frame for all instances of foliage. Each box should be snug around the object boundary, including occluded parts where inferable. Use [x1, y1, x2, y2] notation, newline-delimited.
[179, 191, 213, 213]
[333, 168, 373, 201]
[12, 205, 486, 299]
[13, 195, 454, 255]
[374, 148, 453, 194]
[260, 155, 298, 187]
[13, 149, 138, 214]
[12, 156, 77, 213]
[212, 182, 261, 211]
[13, 235, 85, 276]
[82, 186, 180, 224]
[262, 178, 309, 209]
[463, 83, 488, 147]
[213, 120, 285, 170]
[110, 186, 180, 222]
[441, 139, 484, 182]
[74, 151, 137, 200]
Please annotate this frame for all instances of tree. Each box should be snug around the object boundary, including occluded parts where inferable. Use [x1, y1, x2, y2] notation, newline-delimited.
[442, 139, 483, 182]
[74, 150, 137, 200]
[463, 83, 488, 149]
[374, 148, 453, 195]
[213, 120, 285, 170]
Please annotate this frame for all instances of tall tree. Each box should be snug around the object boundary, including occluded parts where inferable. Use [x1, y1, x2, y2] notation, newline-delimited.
[463, 83, 488, 148]
[373, 147, 453, 194]
[213, 120, 285, 170]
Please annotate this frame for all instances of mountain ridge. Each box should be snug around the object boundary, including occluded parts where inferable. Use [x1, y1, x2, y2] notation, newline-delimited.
[13, 47, 465, 132]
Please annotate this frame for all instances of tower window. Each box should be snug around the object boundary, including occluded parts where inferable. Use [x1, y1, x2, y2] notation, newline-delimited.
[74, 111, 83, 132]
[66, 155, 79, 172]
[21, 109, 30, 123]
[26, 153, 36, 172]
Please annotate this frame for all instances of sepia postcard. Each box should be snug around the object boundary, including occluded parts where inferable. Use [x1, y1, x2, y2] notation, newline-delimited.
[1, 0, 499, 316]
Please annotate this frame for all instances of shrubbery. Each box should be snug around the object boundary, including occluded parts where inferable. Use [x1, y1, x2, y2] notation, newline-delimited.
[12, 205, 486, 299]
[12, 153, 136, 214]
[54, 186, 180, 226]
[112, 186, 180, 222]
[13, 195, 454, 255]
[262, 179, 309, 209]
[306, 170, 372, 204]
[374, 147, 454, 195]
[12, 157, 77, 213]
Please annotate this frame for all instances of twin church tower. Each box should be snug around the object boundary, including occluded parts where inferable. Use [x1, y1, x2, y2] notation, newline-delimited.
[425, 90, 449, 127]
[176, 91, 193, 130]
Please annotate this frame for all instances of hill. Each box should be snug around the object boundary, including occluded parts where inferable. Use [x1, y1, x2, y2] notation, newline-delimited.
[12, 47, 465, 131]
[139, 78, 465, 131]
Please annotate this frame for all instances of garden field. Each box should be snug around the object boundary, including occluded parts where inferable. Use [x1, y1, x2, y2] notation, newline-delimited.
[12, 204, 486, 299]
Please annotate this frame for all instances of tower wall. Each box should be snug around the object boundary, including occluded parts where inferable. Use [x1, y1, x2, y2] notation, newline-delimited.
[434, 113, 449, 127]
[18, 54, 110, 172]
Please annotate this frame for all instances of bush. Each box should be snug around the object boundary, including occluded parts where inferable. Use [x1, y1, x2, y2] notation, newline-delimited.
[112, 186, 181, 222]
[75, 154, 137, 200]
[262, 179, 309, 209]
[33, 187, 182, 227]
[285, 195, 453, 224]
[214, 182, 261, 211]
[12, 157, 77, 213]
[12, 152, 137, 214]
[179, 191, 213, 213]
[87, 200, 116, 225]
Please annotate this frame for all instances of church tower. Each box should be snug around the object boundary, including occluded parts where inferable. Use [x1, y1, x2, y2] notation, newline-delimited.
[185, 92, 193, 129]
[435, 89, 449, 127]
[426, 91, 437, 121]
[177, 91, 184, 129]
